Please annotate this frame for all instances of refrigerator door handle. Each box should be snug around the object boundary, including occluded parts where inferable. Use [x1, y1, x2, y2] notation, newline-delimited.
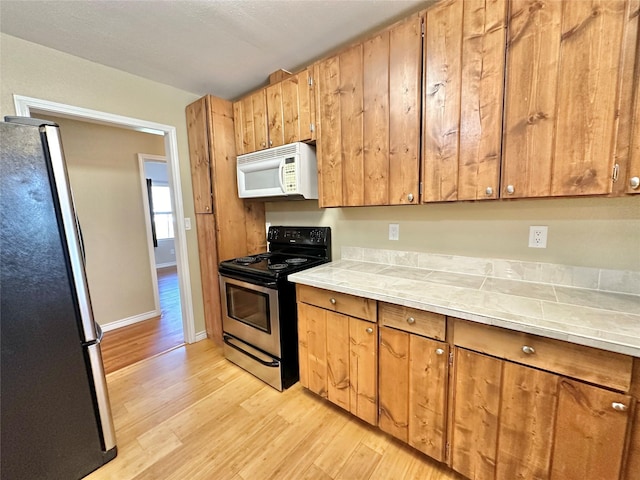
[43, 125, 98, 343]
[95, 323, 104, 343]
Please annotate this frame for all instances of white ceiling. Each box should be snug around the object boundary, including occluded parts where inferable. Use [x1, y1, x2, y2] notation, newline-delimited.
[0, 0, 431, 100]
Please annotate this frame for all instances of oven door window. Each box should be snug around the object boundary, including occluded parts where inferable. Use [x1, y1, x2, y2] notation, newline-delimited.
[226, 283, 271, 333]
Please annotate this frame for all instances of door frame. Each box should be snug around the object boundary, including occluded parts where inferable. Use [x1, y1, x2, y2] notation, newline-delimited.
[137, 153, 165, 318]
[13, 94, 196, 343]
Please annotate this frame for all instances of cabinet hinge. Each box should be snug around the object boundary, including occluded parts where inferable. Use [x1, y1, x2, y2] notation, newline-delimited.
[421, 20, 425, 38]
[448, 352, 454, 366]
[310, 123, 315, 133]
[612, 163, 620, 182]
[308, 76, 313, 86]
[445, 442, 451, 462]
[419, 181, 423, 195]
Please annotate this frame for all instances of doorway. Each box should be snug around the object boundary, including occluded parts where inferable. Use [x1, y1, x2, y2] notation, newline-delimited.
[13, 95, 196, 346]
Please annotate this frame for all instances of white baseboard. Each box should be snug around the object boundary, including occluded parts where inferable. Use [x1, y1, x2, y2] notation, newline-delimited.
[156, 262, 177, 269]
[100, 309, 161, 332]
[194, 331, 208, 342]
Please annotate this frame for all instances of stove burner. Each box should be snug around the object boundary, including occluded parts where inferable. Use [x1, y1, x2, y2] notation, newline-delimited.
[268, 263, 288, 271]
[256, 253, 273, 259]
[285, 258, 308, 265]
[235, 256, 258, 265]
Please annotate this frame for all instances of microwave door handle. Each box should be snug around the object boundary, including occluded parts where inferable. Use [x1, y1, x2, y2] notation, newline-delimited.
[278, 159, 286, 194]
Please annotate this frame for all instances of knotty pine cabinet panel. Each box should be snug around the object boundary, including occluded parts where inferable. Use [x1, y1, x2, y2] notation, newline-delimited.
[502, 0, 629, 198]
[297, 291, 378, 425]
[378, 327, 449, 462]
[233, 89, 268, 155]
[185, 95, 266, 343]
[234, 69, 315, 155]
[612, 0, 640, 196]
[315, 14, 421, 207]
[422, 0, 506, 202]
[450, 347, 633, 480]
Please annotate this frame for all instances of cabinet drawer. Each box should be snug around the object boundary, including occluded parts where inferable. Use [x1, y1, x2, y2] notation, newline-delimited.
[379, 303, 446, 341]
[452, 319, 633, 392]
[296, 284, 376, 322]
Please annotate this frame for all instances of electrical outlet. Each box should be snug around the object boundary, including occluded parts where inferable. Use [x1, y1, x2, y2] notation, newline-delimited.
[389, 223, 400, 241]
[528, 226, 548, 248]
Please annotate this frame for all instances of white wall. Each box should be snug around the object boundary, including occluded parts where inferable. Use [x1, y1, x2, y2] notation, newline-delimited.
[0, 33, 207, 333]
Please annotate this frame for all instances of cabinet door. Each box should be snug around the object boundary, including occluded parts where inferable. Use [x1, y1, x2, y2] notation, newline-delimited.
[451, 348, 502, 480]
[379, 327, 448, 457]
[265, 82, 284, 148]
[550, 378, 632, 480]
[233, 90, 268, 155]
[422, 0, 506, 202]
[315, 15, 421, 207]
[281, 69, 315, 145]
[326, 311, 350, 410]
[349, 317, 377, 425]
[503, 0, 628, 198]
[186, 96, 213, 213]
[298, 302, 328, 397]
[408, 334, 449, 462]
[379, 326, 410, 441]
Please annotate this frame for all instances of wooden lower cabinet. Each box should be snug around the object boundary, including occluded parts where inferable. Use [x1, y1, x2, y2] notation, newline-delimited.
[450, 347, 633, 480]
[297, 301, 378, 425]
[378, 326, 449, 462]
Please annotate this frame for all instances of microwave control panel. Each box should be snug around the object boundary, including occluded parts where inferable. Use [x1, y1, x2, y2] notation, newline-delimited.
[283, 157, 297, 192]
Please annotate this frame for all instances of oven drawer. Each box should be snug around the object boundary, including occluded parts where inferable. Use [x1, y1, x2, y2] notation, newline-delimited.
[296, 284, 376, 322]
[452, 318, 633, 392]
[379, 303, 446, 341]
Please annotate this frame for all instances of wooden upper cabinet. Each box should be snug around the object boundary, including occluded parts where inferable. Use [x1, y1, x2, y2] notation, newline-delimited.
[186, 96, 213, 213]
[502, 0, 629, 198]
[422, 0, 506, 202]
[233, 69, 315, 155]
[615, 0, 640, 195]
[233, 89, 268, 155]
[315, 14, 422, 207]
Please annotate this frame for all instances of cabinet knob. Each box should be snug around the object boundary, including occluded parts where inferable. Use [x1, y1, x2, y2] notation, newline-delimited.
[522, 345, 535, 355]
[485, 187, 493, 196]
[630, 176, 640, 189]
[407, 193, 414, 202]
[612, 402, 628, 412]
[269, 140, 273, 146]
[205, 206, 210, 211]
[506, 185, 515, 195]
[435, 348, 445, 355]
[406, 317, 415, 325]
[366, 327, 374, 334]
[329, 298, 336, 305]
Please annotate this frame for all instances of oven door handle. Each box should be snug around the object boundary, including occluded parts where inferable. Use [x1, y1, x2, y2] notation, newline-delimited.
[223, 334, 279, 368]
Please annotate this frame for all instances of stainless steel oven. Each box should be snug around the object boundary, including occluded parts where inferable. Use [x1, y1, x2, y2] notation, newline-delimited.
[220, 276, 280, 357]
[218, 226, 331, 391]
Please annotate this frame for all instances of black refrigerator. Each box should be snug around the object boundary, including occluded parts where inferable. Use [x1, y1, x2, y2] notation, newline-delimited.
[1, 117, 117, 479]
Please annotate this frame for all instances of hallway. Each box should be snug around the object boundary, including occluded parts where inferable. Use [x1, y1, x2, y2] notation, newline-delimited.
[101, 266, 184, 374]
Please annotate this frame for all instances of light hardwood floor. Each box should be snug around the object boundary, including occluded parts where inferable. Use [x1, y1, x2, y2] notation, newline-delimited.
[101, 266, 184, 374]
[87, 340, 462, 480]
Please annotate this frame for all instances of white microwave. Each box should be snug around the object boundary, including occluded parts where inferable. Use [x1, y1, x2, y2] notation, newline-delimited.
[237, 142, 318, 200]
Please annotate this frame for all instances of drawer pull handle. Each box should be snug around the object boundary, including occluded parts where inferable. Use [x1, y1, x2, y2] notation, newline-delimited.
[612, 402, 628, 412]
[329, 298, 336, 305]
[406, 317, 416, 325]
[522, 345, 535, 355]
[366, 327, 373, 334]
[435, 348, 445, 356]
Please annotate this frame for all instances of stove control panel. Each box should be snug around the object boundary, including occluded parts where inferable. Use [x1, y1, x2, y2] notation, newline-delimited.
[268, 226, 331, 246]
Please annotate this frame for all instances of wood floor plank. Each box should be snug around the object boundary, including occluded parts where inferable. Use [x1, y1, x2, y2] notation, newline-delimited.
[86, 339, 468, 480]
[101, 266, 184, 374]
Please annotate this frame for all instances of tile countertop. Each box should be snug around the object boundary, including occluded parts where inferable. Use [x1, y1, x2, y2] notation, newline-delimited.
[288, 248, 640, 358]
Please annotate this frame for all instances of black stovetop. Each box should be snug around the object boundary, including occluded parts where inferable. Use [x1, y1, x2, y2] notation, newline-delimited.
[218, 226, 331, 281]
